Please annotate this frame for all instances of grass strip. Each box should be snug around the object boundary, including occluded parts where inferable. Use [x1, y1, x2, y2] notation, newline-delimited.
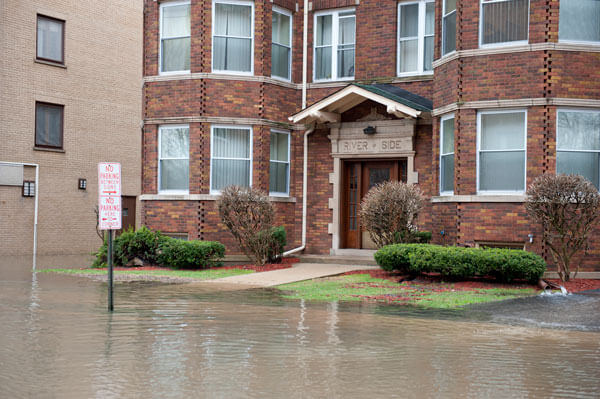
[38, 268, 254, 280]
[277, 274, 537, 309]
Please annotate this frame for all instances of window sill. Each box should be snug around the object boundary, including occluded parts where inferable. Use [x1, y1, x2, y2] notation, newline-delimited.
[392, 74, 434, 83]
[308, 80, 354, 89]
[140, 193, 297, 203]
[33, 146, 65, 153]
[431, 195, 526, 203]
[35, 59, 66, 68]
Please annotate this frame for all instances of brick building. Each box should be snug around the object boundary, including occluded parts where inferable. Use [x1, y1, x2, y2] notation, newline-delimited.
[141, 0, 600, 271]
[0, 0, 143, 256]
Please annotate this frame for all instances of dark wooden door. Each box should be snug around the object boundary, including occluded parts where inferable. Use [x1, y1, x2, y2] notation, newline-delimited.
[119, 196, 136, 234]
[342, 160, 406, 249]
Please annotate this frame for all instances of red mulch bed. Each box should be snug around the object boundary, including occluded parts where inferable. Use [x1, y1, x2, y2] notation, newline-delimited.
[114, 257, 299, 273]
[343, 269, 600, 293]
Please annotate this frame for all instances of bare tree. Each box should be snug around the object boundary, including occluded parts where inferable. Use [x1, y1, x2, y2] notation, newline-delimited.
[526, 174, 600, 282]
[94, 206, 105, 242]
[217, 185, 278, 266]
[360, 181, 424, 248]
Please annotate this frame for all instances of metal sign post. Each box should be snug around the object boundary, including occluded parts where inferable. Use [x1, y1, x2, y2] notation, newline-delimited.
[98, 162, 122, 312]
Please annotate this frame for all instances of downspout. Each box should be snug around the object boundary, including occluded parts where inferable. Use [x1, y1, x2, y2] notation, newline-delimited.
[283, 125, 315, 256]
[283, 0, 312, 257]
[0, 161, 39, 268]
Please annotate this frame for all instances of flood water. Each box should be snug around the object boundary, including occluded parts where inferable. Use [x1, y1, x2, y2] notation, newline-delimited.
[1, 256, 599, 398]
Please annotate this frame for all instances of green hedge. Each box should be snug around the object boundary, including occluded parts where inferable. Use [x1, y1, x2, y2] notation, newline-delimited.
[93, 227, 225, 269]
[374, 244, 546, 283]
[157, 238, 225, 269]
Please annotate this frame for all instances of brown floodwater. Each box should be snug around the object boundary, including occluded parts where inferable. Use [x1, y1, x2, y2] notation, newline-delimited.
[1, 256, 599, 398]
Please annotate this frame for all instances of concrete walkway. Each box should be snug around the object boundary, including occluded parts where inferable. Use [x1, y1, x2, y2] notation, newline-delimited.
[202, 262, 378, 288]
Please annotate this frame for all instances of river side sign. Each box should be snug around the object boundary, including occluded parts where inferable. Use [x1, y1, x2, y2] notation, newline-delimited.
[98, 162, 122, 230]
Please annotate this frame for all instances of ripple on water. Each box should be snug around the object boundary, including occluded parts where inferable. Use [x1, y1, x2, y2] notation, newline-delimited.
[0, 262, 599, 399]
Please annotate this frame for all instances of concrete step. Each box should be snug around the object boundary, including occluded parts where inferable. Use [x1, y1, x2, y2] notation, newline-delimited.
[297, 254, 378, 267]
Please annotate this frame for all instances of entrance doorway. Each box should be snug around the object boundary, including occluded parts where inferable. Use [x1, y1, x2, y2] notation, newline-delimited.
[341, 160, 407, 249]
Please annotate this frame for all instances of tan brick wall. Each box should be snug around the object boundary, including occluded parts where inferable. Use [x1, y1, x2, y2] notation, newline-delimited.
[0, 0, 143, 255]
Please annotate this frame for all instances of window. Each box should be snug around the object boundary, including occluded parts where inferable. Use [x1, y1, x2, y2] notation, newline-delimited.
[37, 15, 64, 64]
[160, 1, 191, 74]
[270, 130, 290, 196]
[440, 114, 455, 194]
[477, 110, 526, 193]
[397, 1, 434, 75]
[272, 7, 292, 80]
[442, 0, 456, 55]
[159, 125, 189, 193]
[23, 181, 36, 197]
[557, 110, 600, 189]
[213, 0, 254, 74]
[480, 0, 529, 46]
[559, 0, 600, 44]
[35, 102, 63, 149]
[211, 126, 252, 193]
[314, 9, 355, 81]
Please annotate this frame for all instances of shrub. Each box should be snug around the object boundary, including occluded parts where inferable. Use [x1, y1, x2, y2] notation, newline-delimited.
[217, 186, 283, 265]
[360, 181, 424, 248]
[526, 174, 600, 282]
[375, 244, 546, 283]
[266, 226, 287, 263]
[157, 238, 225, 269]
[118, 226, 165, 265]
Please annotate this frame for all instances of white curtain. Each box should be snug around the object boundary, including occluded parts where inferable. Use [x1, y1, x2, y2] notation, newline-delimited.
[160, 127, 189, 191]
[214, 3, 252, 72]
[212, 128, 251, 190]
[482, 0, 529, 45]
[399, 4, 418, 73]
[337, 15, 355, 78]
[161, 4, 191, 72]
[272, 12, 291, 79]
[35, 105, 62, 147]
[441, 117, 455, 193]
[559, 0, 600, 42]
[315, 15, 332, 79]
[424, 2, 434, 71]
[270, 132, 289, 193]
[37, 17, 62, 62]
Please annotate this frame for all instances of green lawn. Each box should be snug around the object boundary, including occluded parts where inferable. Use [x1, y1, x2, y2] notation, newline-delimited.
[38, 267, 254, 280]
[277, 274, 537, 309]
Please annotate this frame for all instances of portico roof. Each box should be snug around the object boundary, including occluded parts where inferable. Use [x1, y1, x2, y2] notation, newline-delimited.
[290, 83, 433, 124]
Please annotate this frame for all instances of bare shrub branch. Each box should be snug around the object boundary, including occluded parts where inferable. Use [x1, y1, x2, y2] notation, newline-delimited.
[525, 174, 600, 282]
[217, 186, 278, 266]
[359, 181, 424, 248]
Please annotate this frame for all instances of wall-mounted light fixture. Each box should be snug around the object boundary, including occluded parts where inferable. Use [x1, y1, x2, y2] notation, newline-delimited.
[22, 181, 35, 197]
[363, 126, 376, 135]
[78, 178, 87, 190]
[528, 234, 534, 243]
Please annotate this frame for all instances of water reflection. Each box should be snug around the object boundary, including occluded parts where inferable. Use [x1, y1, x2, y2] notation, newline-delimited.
[0, 256, 599, 398]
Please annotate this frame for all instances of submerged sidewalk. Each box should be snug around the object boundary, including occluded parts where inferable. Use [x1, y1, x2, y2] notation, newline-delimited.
[202, 262, 378, 288]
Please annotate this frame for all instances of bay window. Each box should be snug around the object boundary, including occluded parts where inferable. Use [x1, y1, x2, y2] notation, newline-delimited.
[213, 0, 254, 74]
[314, 9, 355, 81]
[160, 1, 191, 74]
[270, 130, 290, 196]
[477, 110, 527, 193]
[440, 114, 455, 195]
[442, 0, 456, 55]
[159, 125, 189, 193]
[272, 7, 292, 80]
[211, 126, 252, 193]
[557, 110, 600, 189]
[480, 0, 529, 46]
[397, 1, 434, 75]
[559, 0, 600, 43]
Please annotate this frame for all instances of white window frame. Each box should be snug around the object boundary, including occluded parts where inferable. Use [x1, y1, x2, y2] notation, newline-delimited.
[210, 125, 253, 194]
[440, 113, 455, 196]
[159, 0, 191, 76]
[479, 0, 530, 48]
[211, 0, 255, 76]
[269, 129, 291, 197]
[158, 124, 190, 194]
[397, 1, 434, 77]
[271, 6, 293, 82]
[313, 8, 355, 83]
[476, 109, 527, 195]
[556, 108, 600, 188]
[442, 0, 457, 56]
[558, 0, 600, 45]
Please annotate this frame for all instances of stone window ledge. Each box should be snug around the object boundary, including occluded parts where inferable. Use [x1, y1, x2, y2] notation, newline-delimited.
[431, 195, 526, 203]
[140, 194, 296, 203]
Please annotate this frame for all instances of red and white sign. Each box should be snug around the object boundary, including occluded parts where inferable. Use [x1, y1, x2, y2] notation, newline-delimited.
[98, 162, 122, 230]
